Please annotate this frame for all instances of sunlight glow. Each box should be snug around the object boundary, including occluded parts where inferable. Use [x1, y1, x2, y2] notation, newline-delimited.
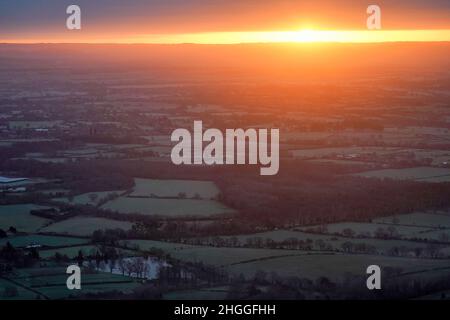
[3, 29, 450, 44]
[134, 30, 450, 44]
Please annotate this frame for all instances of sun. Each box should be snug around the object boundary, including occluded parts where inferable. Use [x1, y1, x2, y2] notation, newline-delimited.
[296, 29, 318, 42]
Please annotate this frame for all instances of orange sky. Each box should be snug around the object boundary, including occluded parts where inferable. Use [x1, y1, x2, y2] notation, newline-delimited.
[1, 1, 449, 43]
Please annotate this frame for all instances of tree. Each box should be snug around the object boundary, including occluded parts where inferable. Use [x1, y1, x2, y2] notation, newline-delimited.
[77, 250, 85, 267]
[387, 226, 399, 238]
[0, 229, 7, 238]
[341, 241, 354, 253]
[315, 239, 327, 251]
[88, 193, 99, 204]
[342, 228, 356, 238]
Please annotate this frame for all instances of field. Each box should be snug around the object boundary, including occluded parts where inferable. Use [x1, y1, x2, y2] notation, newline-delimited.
[53, 190, 124, 206]
[102, 197, 234, 218]
[130, 178, 220, 199]
[0, 278, 38, 300]
[0, 204, 52, 233]
[225, 254, 450, 282]
[8, 120, 62, 129]
[221, 230, 435, 254]
[354, 167, 450, 182]
[40, 217, 133, 236]
[3, 266, 140, 299]
[302, 222, 432, 239]
[0, 235, 89, 248]
[289, 146, 400, 159]
[120, 239, 450, 283]
[418, 229, 450, 242]
[121, 240, 319, 266]
[163, 286, 230, 300]
[38, 245, 135, 259]
[373, 212, 450, 229]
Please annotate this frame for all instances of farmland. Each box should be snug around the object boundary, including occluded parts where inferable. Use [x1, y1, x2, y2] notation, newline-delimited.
[302, 222, 432, 239]
[1, 266, 140, 300]
[130, 178, 220, 199]
[0, 235, 89, 248]
[1, 43, 450, 300]
[53, 190, 125, 206]
[163, 286, 230, 300]
[40, 217, 133, 236]
[225, 254, 450, 282]
[354, 167, 450, 182]
[216, 229, 436, 255]
[120, 240, 316, 266]
[38, 245, 134, 259]
[119, 239, 450, 284]
[0, 204, 52, 233]
[373, 212, 450, 228]
[102, 197, 234, 218]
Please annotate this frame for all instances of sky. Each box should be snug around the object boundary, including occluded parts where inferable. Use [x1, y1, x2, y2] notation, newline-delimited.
[1, 0, 450, 43]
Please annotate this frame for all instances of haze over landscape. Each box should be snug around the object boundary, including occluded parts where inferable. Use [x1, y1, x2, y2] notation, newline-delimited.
[0, 0, 450, 301]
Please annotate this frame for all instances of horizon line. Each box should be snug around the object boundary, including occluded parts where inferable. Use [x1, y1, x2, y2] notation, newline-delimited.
[1, 29, 450, 45]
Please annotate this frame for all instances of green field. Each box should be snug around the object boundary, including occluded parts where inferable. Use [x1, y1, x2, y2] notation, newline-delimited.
[0, 204, 52, 233]
[225, 254, 450, 282]
[417, 229, 450, 242]
[6, 266, 140, 299]
[373, 212, 450, 229]
[0, 278, 38, 300]
[130, 178, 220, 199]
[38, 245, 134, 259]
[163, 286, 230, 300]
[38, 245, 100, 259]
[120, 240, 317, 266]
[40, 217, 133, 236]
[0, 235, 89, 248]
[354, 167, 450, 182]
[303, 222, 432, 239]
[102, 197, 235, 218]
[120, 239, 450, 282]
[53, 190, 124, 206]
[220, 229, 435, 254]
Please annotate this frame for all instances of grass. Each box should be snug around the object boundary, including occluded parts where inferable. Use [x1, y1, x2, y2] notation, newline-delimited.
[7, 267, 140, 299]
[223, 229, 433, 253]
[163, 286, 230, 300]
[0, 235, 89, 248]
[0, 278, 38, 300]
[40, 217, 133, 236]
[38, 245, 100, 259]
[120, 239, 317, 266]
[303, 222, 432, 239]
[225, 254, 450, 282]
[354, 167, 450, 182]
[373, 212, 450, 228]
[130, 178, 220, 199]
[102, 197, 235, 218]
[0, 204, 52, 233]
[53, 190, 124, 206]
[122, 240, 450, 282]
[38, 245, 135, 259]
[38, 282, 140, 299]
